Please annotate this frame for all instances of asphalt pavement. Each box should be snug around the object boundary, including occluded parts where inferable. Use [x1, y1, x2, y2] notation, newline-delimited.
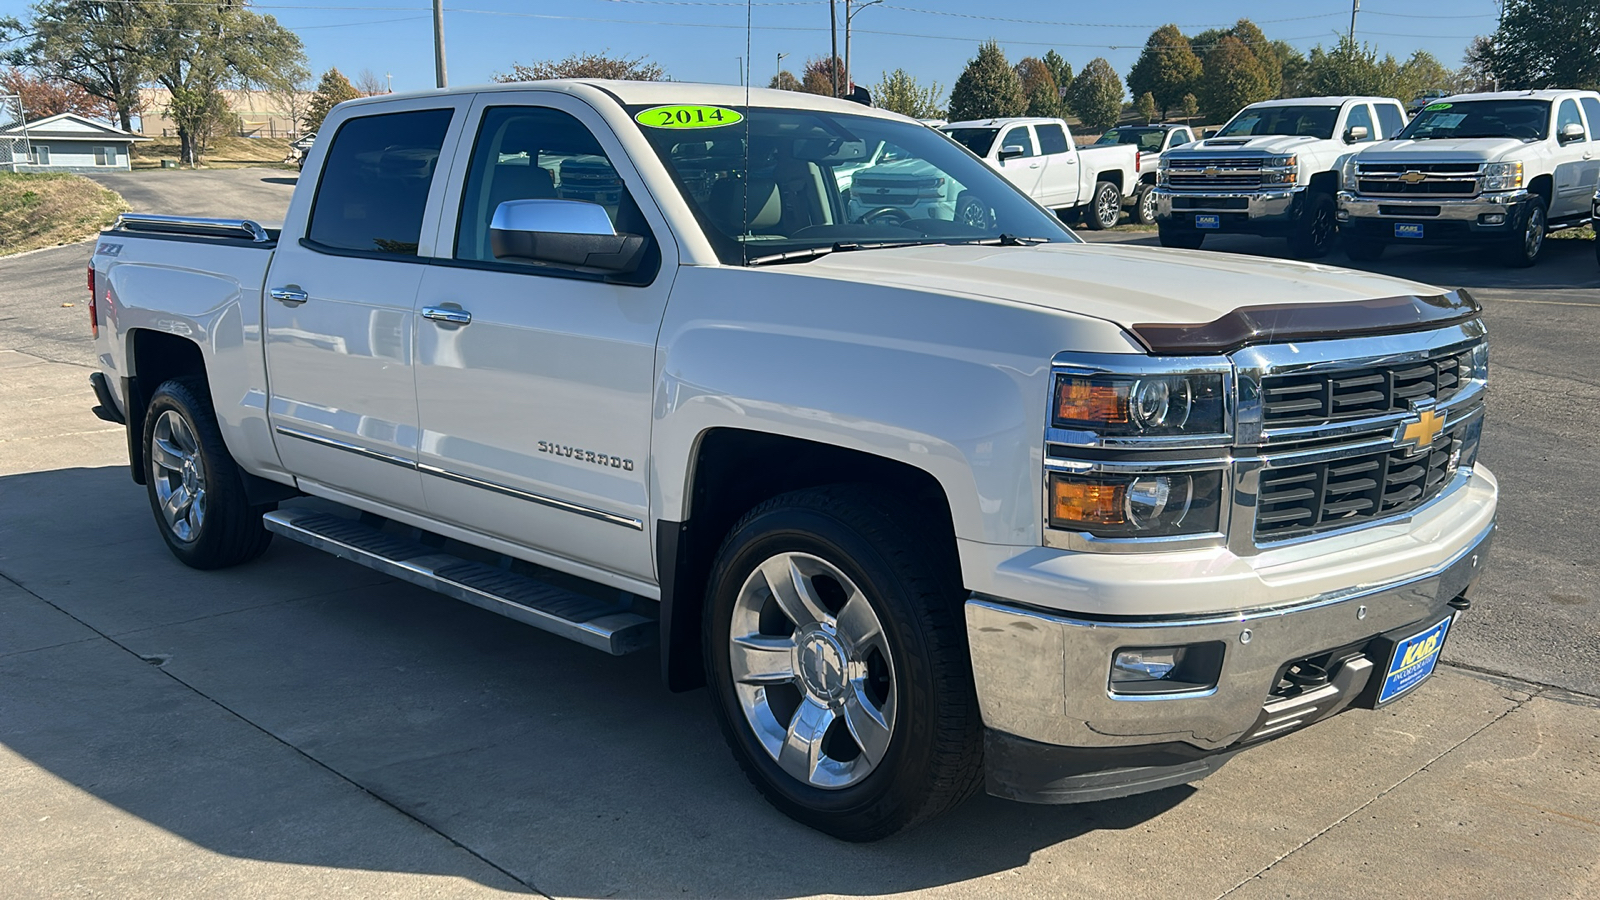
[1, 170, 1596, 898]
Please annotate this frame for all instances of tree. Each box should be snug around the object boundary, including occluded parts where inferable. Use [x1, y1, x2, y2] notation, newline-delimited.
[1179, 92, 1200, 124]
[1135, 91, 1157, 123]
[1188, 28, 1229, 63]
[1395, 50, 1453, 103]
[1275, 41, 1310, 96]
[1014, 57, 1060, 118]
[1199, 36, 1272, 122]
[303, 68, 361, 134]
[1458, 35, 1498, 92]
[353, 68, 387, 96]
[1127, 24, 1202, 119]
[1067, 58, 1124, 131]
[768, 70, 802, 92]
[1306, 36, 1386, 97]
[496, 51, 665, 82]
[1042, 50, 1072, 99]
[268, 72, 313, 137]
[1485, 0, 1600, 90]
[948, 41, 1025, 122]
[1, 66, 110, 119]
[873, 68, 944, 119]
[142, 1, 306, 165]
[800, 56, 843, 96]
[9, 0, 149, 131]
[1228, 19, 1281, 98]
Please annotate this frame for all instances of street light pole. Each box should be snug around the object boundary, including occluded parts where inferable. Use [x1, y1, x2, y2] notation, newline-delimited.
[1349, 0, 1360, 42]
[777, 51, 788, 85]
[829, 0, 839, 97]
[432, 0, 448, 88]
[844, 0, 882, 96]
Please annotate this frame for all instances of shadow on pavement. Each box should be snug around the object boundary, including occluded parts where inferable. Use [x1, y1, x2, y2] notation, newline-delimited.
[261, 176, 299, 186]
[0, 465, 1193, 897]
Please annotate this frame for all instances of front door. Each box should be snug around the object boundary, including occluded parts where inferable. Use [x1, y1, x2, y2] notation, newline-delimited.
[994, 125, 1044, 199]
[1033, 122, 1079, 208]
[264, 99, 467, 510]
[412, 93, 676, 585]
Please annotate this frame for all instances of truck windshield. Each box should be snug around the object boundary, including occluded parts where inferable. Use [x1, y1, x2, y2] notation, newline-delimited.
[1397, 100, 1550, 141]
[628, 107, 1075, 266]
[1217, 105, 1339, 139]
[1095, 127, 1166, 151]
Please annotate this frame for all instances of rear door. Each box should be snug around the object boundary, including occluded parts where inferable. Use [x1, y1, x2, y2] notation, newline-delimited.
[1033, 122, 1079, 208]
[993, 124, 1044, 199]
[1574, 96, 1600, 213]
[263, 97, 470, 511]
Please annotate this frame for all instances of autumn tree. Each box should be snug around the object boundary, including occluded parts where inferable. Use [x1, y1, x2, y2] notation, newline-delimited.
[873, 69, 944, 119]
[303, 67, 360, 133]
[1198, 36, 1272, 122]
[1067, 57, 1124, 131]
[1127, 24, 1202, 118]
[948, 41, 1024, 121]
[9, 0, 149, 131]
[769, 70, 802, 91]
[496, 51, 665, 82]
[0, 66, 109, 119]
[800, 56, 843, 96]
[1486, 0, 1600, 90]
[1014, 57, 1060, 118]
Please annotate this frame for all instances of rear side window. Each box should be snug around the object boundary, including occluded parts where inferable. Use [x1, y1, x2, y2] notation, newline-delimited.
[307, 109, 453, 256]
[1376, 103, 1406, 139]
[1036, 123, 1069, 155]
[1582, 97, 1600, 139]
[1345, 104, 1376, 142]
[1000, 126, 1035, 157]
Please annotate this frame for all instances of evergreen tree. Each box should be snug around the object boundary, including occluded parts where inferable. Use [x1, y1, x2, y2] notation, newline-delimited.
[1228, 19, 1282, 98]
[948, 41, 1025, 121]
[1198, 36, 1272, 122]
[1068, 57, 1124, 131]
[1127, 25, 1202, 119]
[1041, 50, 1073, 99]
[304, 67, 361, 134]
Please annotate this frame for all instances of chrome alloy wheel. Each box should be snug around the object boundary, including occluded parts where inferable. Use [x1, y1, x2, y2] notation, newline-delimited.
[1096, 185, 1120, 227]
[1524, 204, 1546, 259]
[729, 552, 897, 790]
[150, 409, 207, 542]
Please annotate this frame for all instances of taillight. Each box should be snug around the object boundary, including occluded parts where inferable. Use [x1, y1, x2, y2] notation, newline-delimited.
[87, 264, 98, 338]
[1137, 150, 1143, 171]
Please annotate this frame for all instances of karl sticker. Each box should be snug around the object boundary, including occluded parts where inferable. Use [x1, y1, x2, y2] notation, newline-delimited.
[1423, 102, 1453, 111]
[635, 105, 744, 129]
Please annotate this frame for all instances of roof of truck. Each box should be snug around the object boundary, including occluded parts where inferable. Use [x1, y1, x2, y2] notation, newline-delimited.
[1241, 96, 1400, 107]
[940, 117, 1064, 129]
[1434, 89, 1600, 102]
[337, 80, 908, 120]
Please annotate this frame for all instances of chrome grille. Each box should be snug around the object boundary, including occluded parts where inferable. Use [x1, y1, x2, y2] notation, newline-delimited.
[1260, 346, 1471, 427]
[1255, 430, 1459, 540]
[1355, 162, 1479, 197]
[1167, 157, 1263, 170]
[1169, 174, 1262, 189]
[1164, 157, 1265, 192]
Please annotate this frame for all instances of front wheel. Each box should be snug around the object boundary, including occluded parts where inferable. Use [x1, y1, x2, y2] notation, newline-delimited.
[1501, 200, 1547, 268]
[703, 487, 982, 842]
[1083, 180, 1122, 230]
[1158, 226, 1205, 250]
[1132, 185, 1158, 226]
[1288, 192, 1337, 258]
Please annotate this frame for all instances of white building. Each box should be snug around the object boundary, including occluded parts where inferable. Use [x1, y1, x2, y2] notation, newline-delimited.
[0, 113, 150, 173]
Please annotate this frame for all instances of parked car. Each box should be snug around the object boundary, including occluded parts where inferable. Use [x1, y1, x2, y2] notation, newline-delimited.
[937, 117, 1139, 229]
[1408, 90, 1450, 116]
[1338, 90, 1600, 267]
[1092, 123, 1198, 224]
[1154, 96, 1409, 256]
[86, 81, 1495, 842]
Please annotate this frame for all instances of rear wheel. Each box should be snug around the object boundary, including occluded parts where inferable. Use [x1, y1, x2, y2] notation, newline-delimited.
[1501, 199, 1547, 268]
[703, 486, 982, 842]
[1288, 192, 1337, 258]
[1132, 185, 1158, 226]
[1083, 180, 1122, 230]
[1158, 226, 1205, 250]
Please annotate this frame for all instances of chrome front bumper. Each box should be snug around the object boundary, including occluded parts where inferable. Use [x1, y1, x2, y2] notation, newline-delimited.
[965, 516, 1493, 752]
[1337, 189, 1530, 223]
[1153, 186, 1301, 224]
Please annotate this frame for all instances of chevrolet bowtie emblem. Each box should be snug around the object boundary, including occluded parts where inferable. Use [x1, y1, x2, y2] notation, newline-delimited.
[1398, 170, 1428, 184]
[1202, 166, 1221, 177]
[1396, 404, 1444, 451]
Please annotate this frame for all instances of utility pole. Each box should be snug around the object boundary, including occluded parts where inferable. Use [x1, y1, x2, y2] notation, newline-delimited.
[432, 0, 448, 89]
[736, 56, 745, 87]
[1348, 0, 1360, 42]
[843, 0, 882, 97]
[829, 0, 839, 97]
[777, 51, 788, 85]
[385, 72, 393, 93]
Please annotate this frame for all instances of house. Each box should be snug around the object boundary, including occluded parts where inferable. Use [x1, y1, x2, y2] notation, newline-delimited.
[0, 113, 150, 173]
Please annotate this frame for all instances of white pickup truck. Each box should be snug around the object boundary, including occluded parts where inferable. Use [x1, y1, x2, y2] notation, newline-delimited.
[1092, 123, 1199, 224]
[931, 116, 1139, 229]
[86, 81, 1496, 842]
[1154, 96, 1409, 256]
[1338, 90, 1600, 267]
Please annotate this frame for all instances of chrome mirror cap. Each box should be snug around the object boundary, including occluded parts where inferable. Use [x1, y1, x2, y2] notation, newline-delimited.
[490, 199, 616, 236]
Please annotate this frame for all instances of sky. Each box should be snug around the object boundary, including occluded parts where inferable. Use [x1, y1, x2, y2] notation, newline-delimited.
[0, 0, 1506, 99]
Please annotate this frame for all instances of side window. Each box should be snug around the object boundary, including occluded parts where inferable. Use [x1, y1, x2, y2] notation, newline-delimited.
[1581, 97, 1600, 140]
[1035, 123, 1069, 156]
[1173, 129, 1193, 146]
[1345, 104, 1376, 142]
[1000, 126, 1035, 157]
[308, 109, 453, 256]
[1375, 103, 1406, 139]
[455, 105, 656, 275]
[1557, 99, 1584, 140]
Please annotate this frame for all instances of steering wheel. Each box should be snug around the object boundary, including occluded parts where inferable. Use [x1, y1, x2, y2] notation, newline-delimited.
[861, 207, 911, 226]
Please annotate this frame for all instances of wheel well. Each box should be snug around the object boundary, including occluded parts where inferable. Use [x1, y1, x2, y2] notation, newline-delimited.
[1097, 171, 1124, 192]
[658, 428, 959, 692]
[1528, 175, 1552, 206]
[124, 329, 207, 485]
[1308, 170, 1339, 195]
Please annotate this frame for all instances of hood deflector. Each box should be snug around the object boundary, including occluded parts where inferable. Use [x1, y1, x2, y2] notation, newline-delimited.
[1130, 289, 1481, 355]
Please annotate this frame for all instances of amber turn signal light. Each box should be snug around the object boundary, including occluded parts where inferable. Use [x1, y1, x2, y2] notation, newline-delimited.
[1054, 377, 1127, 425]
[1050, 478, 1127, 526]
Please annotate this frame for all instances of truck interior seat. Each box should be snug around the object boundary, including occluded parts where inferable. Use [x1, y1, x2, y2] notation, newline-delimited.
[708, 176, 784, 237]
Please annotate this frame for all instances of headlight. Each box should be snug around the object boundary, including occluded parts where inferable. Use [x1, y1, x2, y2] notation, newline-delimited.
[1049, 471, 1223, 537]
[1482, 161, 1523, 192]
[1053, 373, 1225, 436]
[1157, 156, 1172, 170]
[1260, 154, 1298, 186]
[1340, 155, 1360, 190]
[1463, 341, 1490, 383]
[1262, 155, 1297, 168]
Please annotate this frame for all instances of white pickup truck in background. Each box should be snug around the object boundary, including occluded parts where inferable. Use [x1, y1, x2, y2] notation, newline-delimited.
[934, 116, 1139, 229]
[1092, 123, 1199, 224]
[1338, 90, 1600, 267]
[1154, 96, 1409, 256]
[85, 81, 1496, 842]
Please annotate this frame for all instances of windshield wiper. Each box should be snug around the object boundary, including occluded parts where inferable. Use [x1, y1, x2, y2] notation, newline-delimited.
[951, 233, 1049, 247]
[745, 240, 927, 267]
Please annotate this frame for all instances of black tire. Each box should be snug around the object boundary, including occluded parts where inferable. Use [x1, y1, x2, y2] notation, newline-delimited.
[702, 486, 982, 842]
[1342, 236, 1386, 261]
[1083, 180, 1121, 230]
[1501, 199, 1547, 268]
[1132, 185, 1158, 226]
[1288, 192, 1337, 259]
[1158, 226, 1205, 250]
[954, 191, 993, 231]
[142, 377, 274, 569]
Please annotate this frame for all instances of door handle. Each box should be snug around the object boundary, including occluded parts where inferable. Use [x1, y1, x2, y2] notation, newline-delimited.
[1029, 162, 1042, 168]
[269, 286, 308, 305]
[422, 306, 472, 326]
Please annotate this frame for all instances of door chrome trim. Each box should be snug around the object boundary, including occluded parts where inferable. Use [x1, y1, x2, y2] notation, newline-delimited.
[417, 463, 644, 531]
[274, 425, 417, 469]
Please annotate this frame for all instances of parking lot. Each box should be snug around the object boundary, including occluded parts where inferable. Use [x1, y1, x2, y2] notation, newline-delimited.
[1, 170, 1597, 898]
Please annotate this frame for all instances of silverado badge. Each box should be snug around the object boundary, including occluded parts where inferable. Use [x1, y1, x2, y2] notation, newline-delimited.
[1202, 166, 1222, 177]
[1394, 401, 1444, 452]
[1398, 170, 1429, 184]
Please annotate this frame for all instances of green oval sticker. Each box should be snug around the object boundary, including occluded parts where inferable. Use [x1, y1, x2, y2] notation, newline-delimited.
[635, 105, 744, 129]
[1424, 102, 1452, 111]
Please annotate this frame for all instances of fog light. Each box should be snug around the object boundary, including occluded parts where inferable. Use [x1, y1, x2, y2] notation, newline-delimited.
[1336, 208, 1349, 222]
[1113, 648, 1180, 683]
[1480, 213, 1505, 225]
[1109, 642, 1227, 696]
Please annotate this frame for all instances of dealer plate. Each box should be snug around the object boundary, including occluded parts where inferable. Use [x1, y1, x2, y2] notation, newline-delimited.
[1195, 214, 1221, 229]
[1395, 223, 1425, 239]
[1377, 616, 1452, 704]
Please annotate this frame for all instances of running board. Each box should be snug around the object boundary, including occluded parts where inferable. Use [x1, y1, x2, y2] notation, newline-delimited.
[263, 508, 656, 655]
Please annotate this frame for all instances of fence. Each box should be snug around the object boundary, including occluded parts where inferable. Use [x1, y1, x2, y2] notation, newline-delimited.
[0, 95, 32, 171]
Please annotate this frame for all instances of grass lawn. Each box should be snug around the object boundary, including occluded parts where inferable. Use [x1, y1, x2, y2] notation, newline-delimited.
[0, 172, 128, 256]
[132, 135, 297, 170]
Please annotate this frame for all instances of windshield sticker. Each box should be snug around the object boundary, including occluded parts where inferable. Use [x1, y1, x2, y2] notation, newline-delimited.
[1424, 103, 1453, 111]
[635, 105, 744, 129]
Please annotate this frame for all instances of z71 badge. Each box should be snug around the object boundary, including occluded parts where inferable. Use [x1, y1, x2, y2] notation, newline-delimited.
[538, 441, 634, 471]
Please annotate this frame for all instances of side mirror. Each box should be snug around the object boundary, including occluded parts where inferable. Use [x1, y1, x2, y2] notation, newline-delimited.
[489, 199, 646, 275]
[997, 144, 1027, 162]
[1559, 122, 1586, 144]
[1344, 125, 1370, 143]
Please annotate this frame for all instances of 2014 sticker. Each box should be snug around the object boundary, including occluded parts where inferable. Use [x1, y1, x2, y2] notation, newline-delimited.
[1424, 102, 1453, 111]
[635, 105, 744, 129]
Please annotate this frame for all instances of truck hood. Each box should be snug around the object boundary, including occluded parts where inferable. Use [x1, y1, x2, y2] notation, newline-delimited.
[787, 242, 1444, 337]
[1354, 138, 1526, 164]
[851, 158, 939, 180]
[1176, 135, 1324, 156]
